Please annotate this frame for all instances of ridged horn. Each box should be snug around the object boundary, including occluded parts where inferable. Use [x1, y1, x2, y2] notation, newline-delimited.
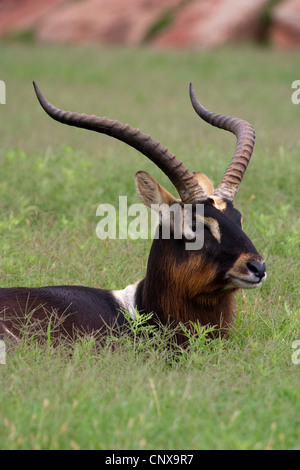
[33, 81, 207, 204]
[189, 83, 255, 201]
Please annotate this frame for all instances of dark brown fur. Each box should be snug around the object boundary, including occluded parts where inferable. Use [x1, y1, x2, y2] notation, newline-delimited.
[139, 230, 236, 343]
[0, 286, 125, 342]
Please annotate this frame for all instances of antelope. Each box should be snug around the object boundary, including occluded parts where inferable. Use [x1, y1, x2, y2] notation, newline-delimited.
[0, 82, 266, 344]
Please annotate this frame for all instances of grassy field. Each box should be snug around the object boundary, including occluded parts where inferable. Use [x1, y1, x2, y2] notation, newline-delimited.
[0, 42, 299, 450]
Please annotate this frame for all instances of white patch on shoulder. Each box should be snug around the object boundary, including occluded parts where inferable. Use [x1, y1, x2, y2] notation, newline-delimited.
[112, 281, 140, 319]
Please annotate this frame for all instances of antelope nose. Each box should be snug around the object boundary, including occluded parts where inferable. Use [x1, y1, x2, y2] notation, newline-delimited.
[247, 260, 266, 279]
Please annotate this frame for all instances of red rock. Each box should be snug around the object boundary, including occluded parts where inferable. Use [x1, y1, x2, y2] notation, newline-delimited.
[2, 0, 298, 50]
[0, 0, 66, 36]
[270, 0, 300, 49]
[152, 0, 270, 49]
[36, 0, 183, 45]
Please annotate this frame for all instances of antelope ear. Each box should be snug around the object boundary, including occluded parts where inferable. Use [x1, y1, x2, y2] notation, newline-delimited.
[135, 171, 179, 208]
[193, 172, 214, 196]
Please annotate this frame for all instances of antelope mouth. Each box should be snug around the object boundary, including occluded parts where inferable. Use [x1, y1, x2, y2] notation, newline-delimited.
[228, 273, 267, 289]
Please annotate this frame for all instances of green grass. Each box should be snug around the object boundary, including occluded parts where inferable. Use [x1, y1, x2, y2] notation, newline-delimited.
[0, 42, 300, 450]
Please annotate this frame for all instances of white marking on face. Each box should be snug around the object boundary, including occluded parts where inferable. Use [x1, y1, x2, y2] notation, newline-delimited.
[195, 214, 221, 243]
[226, 254, 267, 289]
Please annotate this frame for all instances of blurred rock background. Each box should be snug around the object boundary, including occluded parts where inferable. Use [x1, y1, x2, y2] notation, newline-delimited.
[0, 0, 300, 49]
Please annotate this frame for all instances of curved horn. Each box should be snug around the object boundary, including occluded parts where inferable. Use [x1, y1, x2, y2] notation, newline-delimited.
[33, 82, 207, 204]
[189, 83, 255, 201]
